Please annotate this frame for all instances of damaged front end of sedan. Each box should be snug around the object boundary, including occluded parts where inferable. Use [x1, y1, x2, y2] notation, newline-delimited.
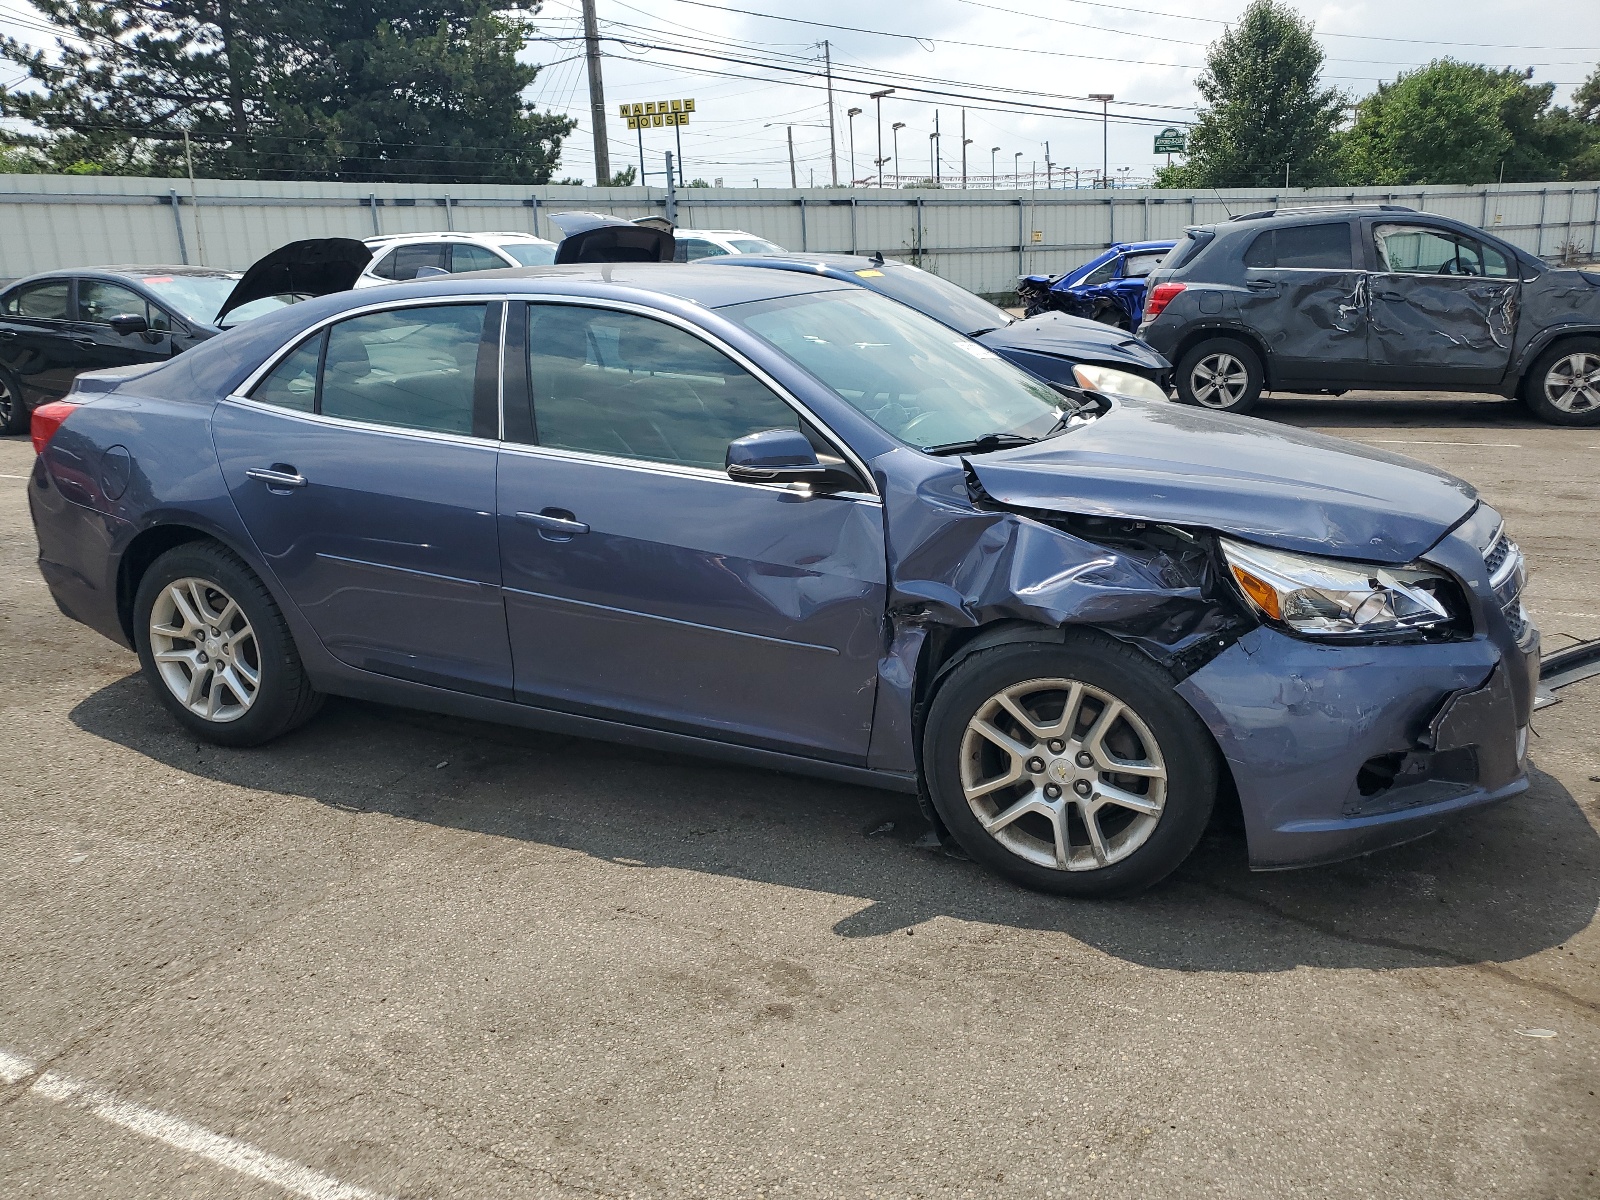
[860, 397, 1536, 871]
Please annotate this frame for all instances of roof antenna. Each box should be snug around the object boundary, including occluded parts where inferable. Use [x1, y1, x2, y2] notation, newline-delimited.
[871, 249, 884, 266]
[1214, 189, 1234, 219]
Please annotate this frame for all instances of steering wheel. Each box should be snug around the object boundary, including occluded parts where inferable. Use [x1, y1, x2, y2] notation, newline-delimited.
[1437, 258, 1481, 276]
[898, 410, 946, 441]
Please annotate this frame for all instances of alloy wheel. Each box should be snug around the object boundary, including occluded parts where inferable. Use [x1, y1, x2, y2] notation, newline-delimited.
[148, 577, 261, 723]
[1189, 352, 1249, 408]
[0, 377, 14, 429]
[1544, 351, 1600, 414]
[958, 677, 1167, 872]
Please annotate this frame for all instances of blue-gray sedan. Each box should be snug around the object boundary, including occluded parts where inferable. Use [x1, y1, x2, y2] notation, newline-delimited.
[25, 264, 1537, 895]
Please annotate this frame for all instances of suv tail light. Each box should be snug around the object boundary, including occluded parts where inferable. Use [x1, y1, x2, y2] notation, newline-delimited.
[1143, 282, 1186, 321]
[31, 401, 79, 455]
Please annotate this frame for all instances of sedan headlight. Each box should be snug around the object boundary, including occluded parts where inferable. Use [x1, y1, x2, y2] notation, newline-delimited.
[1220, 538, 1455, 636]
[1071, 363, 1169, 403]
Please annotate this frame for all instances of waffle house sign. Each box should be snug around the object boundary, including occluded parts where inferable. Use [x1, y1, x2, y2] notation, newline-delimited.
[622, 99, 695, 129]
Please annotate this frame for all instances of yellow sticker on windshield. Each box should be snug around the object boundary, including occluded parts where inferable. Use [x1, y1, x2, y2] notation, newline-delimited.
[854, 268, 884, 277]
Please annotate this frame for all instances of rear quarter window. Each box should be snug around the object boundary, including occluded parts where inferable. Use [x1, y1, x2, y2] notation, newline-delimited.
[1244, 223, 1353, 270]
[1162, 230, 1214, 272]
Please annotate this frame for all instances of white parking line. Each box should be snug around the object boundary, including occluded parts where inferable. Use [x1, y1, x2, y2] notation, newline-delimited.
[0, 1047, 392, 1200]
[0, 472, 30, 479]
[1367, 439, 1523, 448]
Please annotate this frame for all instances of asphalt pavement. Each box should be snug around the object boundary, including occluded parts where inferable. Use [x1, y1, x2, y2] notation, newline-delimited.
[1, 391, 1596, 1200]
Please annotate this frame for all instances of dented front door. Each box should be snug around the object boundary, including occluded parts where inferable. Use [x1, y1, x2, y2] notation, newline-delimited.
[1365, 222, 1519, 386]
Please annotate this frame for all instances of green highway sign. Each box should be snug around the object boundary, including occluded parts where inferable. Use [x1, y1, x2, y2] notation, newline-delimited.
[1153, 127, 1186, 154]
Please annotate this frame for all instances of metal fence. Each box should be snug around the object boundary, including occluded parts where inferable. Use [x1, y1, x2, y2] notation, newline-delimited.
[3, 174, 1597, 297]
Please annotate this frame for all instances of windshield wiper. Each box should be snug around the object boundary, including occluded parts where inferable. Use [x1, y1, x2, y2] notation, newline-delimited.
[923, 432, 1040, 456]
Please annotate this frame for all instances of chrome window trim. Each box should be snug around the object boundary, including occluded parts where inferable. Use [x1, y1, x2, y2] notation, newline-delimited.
[220, 393, 500, 450]
[236, 290, 879, 498]
[518, 294, 879, 498]
[497, 439, 880, 505]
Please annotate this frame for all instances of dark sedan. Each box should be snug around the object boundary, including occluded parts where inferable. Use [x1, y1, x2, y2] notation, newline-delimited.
[702, 252, 1171, 400]
[29, 264, 1536, 896]
[0, 240, 370, 434]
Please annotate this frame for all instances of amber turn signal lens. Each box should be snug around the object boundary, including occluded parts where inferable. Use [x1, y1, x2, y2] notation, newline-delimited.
[1230, 564, 1282, 621]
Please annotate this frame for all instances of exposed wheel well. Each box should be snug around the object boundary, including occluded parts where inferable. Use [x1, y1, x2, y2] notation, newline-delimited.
[115, 525, 218, 644]
[1515, 331, 1600, 399]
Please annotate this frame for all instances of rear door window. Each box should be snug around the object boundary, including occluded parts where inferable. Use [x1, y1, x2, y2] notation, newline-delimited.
[1080, 258, 1119, 286]
[449, 243, 506, 274]
[250, 304, 491, 434]
[6, 279, 71, 321]
[1244, 224, 1353, 269]
[675, 238, 727, 262]
[386, 243, 451, 280]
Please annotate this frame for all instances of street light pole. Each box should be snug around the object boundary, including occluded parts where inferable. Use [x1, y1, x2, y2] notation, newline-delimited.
[1089, 93, 1113, 188]
[891, 121, 905, 187]
[870, 88, 894, 187]
[1044, 140, 1051, 189]
[961, 109, 971, 190]
[932, 110, 940, 187]
[1013, 150, 1022, 188]
[846, 107, 861, 185]
[990, 146, 999, 189]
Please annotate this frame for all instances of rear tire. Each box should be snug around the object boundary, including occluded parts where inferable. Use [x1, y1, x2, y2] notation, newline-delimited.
[922, 634, 1217, 897]
[1175, 338, 1263, 415]
[0, 367, 27, 436]
[133, 542, 323, 746]
[1521, 338, 1600, 426]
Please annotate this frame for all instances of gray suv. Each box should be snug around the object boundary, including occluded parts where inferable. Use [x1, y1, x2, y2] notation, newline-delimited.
[1138, 204, 1600, 425]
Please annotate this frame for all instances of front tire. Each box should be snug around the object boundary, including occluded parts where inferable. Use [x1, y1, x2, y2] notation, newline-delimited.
[0, 367, 27, 436]
[1521, 338, 1600, 426]
[1175, 338, 1263, 414]
[133, 542, 322, 746]
[922, 635, 1217, 897]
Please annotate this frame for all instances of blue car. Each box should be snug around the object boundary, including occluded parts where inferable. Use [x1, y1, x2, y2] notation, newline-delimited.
[705, 252, 1171, 398]
[1019, 240, 1177, 329]
[26, 264, 1536, 896]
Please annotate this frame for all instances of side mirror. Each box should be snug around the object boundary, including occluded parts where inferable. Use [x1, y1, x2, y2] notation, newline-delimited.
[726, 428, 826, 483]
[109, 313, 149, 336]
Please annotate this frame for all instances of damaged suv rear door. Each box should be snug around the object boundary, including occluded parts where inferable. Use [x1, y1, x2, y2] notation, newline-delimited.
[1238, 218, 1369, 387]
[1364, 219, 1520, 386]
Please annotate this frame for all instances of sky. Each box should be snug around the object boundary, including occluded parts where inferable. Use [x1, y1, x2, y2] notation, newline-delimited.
[3, 0, 1599, 187]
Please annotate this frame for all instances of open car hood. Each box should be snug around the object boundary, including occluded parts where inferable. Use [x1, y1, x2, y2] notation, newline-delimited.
[966, 398, 1479, 565]
[549, 211, 675, 263]
[215, 238, 371, 324]
[978, 312, 1169, 373]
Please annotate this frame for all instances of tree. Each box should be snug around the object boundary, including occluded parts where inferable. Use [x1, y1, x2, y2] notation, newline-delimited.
[1343, 60, 1590, 185]
[0, 0, 576, 182]
[1158, 0, 1344, 188]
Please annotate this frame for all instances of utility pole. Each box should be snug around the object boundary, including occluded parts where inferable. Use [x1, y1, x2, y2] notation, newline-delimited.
[581, 0, 610, 186]
[823, 40, 838, 186]
[961, 109, 971, 190]
[932, 110, 940, 186]
[1089, 93, 1113, 188]
[1045, 140, 1051, 189]
[787, 125, 797, 189]
[870, 88, 893, 187]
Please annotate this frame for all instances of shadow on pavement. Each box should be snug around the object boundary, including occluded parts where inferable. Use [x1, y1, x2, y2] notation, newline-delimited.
[72, 674, 1599, 973]
[1254, 391, 1537, 430]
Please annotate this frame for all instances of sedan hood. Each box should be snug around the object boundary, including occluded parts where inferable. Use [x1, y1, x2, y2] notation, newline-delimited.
[549, 211, 675, 263]
[978, 312, 1169, 373]
[966, 399, 1478, 564]
[215, 238, 371, 324]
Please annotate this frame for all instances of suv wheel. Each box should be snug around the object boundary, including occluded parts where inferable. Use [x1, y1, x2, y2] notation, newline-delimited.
[133, 542, 323, 746]
[1522, 338, 1600, 426]
[0, 367, 27, 436]
[922, 635, 1217, 897]
[1175, 338, 1263, 414]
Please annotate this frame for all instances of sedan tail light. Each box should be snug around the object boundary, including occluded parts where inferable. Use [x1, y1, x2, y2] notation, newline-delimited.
[1143, 282, 1186, 320]
[31, 401, 79, 455]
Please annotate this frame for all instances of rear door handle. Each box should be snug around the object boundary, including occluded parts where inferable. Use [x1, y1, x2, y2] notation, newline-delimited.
[1376, 290, 1406, 302]
[245, 466, 308, 489]
[1245, 279, 1278, 292]
[517, 509, 590, 539]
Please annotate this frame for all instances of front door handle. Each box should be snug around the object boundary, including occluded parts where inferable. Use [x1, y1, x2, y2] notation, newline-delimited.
[245, 466, 308, 489]
[0, 330, 16, 340]
[517, 509, 590, 540]
[74, 337, 98, 349]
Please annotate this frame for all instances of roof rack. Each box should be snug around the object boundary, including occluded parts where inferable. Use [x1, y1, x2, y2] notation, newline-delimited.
[1228, 203, 1416, 222]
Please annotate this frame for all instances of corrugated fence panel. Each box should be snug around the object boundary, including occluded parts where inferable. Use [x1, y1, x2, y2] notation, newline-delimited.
[2, 175, 1598, 293]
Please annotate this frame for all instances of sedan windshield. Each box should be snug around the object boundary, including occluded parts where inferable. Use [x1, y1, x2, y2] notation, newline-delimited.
[724, 288, 1068, 450]
[498, 241, 558, 266]
[856, 261, 1014, 336]
[136, 273, 293, 328]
